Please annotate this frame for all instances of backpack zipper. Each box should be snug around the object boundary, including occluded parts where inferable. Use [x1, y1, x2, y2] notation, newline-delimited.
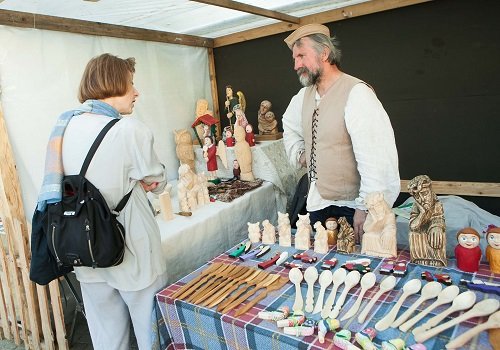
[51, 224, 63, 266]
[113, 222, 125, 266]
[85, 219, 97, 268]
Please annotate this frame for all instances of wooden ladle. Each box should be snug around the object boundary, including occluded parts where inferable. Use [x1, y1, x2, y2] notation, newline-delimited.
[445, 310, 500, 349]
[321, 268, 347, 319]
[412, 290, 476, 335]
[414, 298, 500, 343]
[375, 278, 421, 331]
[340, 272, 376, 321]
[399, 284, 459, 332]
[391, 281, 442, 328]
[357, 275, 397, 324]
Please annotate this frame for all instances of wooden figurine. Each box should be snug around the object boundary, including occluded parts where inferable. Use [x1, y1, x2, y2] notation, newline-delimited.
[234, 105, 249, 129]
[245, 124, 256, 147]
[313, 221, 329, 254]
[159, 184, 174, 221]
[325, 217, 338, 246]
[257, 100, 279, 135]
[224, 127, 235, 147]
[174, 129, 195, 172]
[486, 225, 500, 274]
[361, 192, 397, 258]
[196, 172, 210, 206]
[232, 159, 241, 180]
[193, 99, 213, 143]
[177, 164, 198, 212]
[261, 219, 276, 245]
[248, 222, 261, 243]
[295, 213, 311, 250]
[224, 85, 245, 129]
[233, 125, 255, 181]
[278, 211, 292, 247]
[203, 136, 218, 180]
[454, 227, 482, 272]
[408, 175, 447, 267]
[337, 216, 355, 254]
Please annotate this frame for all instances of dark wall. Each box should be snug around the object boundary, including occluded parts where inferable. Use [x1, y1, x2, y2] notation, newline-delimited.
[213, 0, 500, 215]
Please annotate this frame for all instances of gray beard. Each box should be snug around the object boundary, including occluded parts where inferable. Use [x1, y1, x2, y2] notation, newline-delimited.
[297, 68, 321, 87]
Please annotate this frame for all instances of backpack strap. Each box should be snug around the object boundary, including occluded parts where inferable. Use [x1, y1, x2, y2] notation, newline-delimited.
[80, 118, 119, 176]
[79, 118, 132, 212]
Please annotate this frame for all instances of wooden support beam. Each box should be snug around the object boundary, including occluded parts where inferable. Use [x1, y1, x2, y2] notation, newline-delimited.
[207, 48, 221, 138]
[214, 0, 433, 47]
[0, 9, 214, 48]
[400, 180, 500, 197]
[191, 0, 300, 24]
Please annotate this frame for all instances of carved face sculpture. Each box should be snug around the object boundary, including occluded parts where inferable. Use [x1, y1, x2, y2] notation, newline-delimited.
[325, 218, 337, 230]
[225, 129, 233, 138]
[204, 136, 212, 147]
[196, 99, 209, 117]
[365, 192, 386, 220]
[259, 100, 271, 115]
[226, 86, 233, 98]
[245, 124, 253, 133]
[408, 175, 436, 211]
[488, 231, 500, 250]
[458, 233, 480, 249]
[233, 160, 239, 169]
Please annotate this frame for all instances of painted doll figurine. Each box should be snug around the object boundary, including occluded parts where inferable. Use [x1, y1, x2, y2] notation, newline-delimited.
[225, 128, 235, 147]
[455, 227, 482, 273]
[245, 124, 256, 146]
[232, 159, 241, 179]
[361, 192, 397, 258]
[203, 136, 218, 180]
[248, 221, 261, 243]
[337, 216, 356, 254]
[261, 219, 276, 245]
[313, 221, 329, 254]
[278, 211, 292, 247]
[408, 175, 447, 267]
[325, 217, 338, 246]
[486, 225, 500, 274]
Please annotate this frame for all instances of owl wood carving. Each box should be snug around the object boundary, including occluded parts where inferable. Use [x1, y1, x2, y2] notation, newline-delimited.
[174, 129, 195, 172]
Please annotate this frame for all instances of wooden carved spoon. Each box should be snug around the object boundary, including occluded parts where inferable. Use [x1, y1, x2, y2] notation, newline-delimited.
[399, 284, 459, 332]
[313, 270, 333, 314]
[341, 272, 376, 321]
[329, 270, 361, 319]
[414, 298, 500, 343]
[445, 310, 500, 349]
[304, 266, 319, 313]
[412, 290, 476, 335]
[289, 267, 304, 313]
[234, 276, 289, 317]
[391, 281, 442, 328]
[321, 268, 347, 319]
[357, 275, 397, 324]
[375, 278, 421, 331]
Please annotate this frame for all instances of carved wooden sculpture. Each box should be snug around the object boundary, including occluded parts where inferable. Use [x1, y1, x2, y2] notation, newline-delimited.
[261, 219, 276, 245]
[257, 100, 279, 135]
[278, 211, 292, 247]
[337, 216, 355, 254]
[295, 213, 312, 250]
[325, 217, 338, 246]
[361, 192, 397, 258]
[233, 125, 255, 181]
[248, 222, 261, 243]
[177, 164, 198, 212]
[486, 225, 500, 274]
[313, 222, 329, 254]
[408, 175, 447, 267]
[196, 172, 210, 206]
[174, 129, 195, 172]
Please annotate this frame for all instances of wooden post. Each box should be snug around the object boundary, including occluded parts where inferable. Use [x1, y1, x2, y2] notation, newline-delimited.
[207, 48, 221, 139]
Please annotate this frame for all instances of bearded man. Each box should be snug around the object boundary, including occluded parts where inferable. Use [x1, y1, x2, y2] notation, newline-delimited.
[282, 24, 400, 243]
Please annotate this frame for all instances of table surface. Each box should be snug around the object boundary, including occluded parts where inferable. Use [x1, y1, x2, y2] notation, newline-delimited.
[155, 241, 500, 350]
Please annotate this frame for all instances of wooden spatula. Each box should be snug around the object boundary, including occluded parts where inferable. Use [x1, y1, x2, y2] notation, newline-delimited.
[234, 276, 289, 317]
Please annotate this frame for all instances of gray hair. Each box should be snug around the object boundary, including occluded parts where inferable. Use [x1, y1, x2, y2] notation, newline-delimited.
[296, 33, 342, 67]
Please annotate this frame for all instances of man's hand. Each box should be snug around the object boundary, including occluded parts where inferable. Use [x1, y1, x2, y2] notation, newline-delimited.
[141, 181, 158, 192]
[298, 151, 306, 168]
[353, 209, 368, 244]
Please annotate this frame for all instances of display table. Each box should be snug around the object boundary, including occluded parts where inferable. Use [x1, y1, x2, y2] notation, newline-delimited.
[194, 139, 304, 213]
[156, 180, 278, 285]
[155, 241, 499, 350]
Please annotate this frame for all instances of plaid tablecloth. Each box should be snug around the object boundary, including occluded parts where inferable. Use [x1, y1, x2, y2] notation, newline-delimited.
[155, 242, 500, 350]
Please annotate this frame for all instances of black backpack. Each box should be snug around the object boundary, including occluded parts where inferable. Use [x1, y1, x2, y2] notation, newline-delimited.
[46, 118, 131, 268]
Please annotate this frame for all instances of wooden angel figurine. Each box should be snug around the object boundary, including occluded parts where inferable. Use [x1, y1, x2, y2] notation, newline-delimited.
[337, 216, 355, 254]
[261, 219, 276, 245]
[233, 125, 255, 181]
[224, 85, 245, 128]
[325, 217, 338, 246]
[455, 227, 481, 273]
[295, 213, 311, 250]
[245, 124, 256, 147]
[177, 164, 198, 212]
[408, 175, 447, 267]
[360, 192, 397, 258]
[314, 221, 329, 254]
[248, 221, 261, 243]
[486, 225, 500, 274]
[174, 129, 195, 172]
[278, 211, 292, 247]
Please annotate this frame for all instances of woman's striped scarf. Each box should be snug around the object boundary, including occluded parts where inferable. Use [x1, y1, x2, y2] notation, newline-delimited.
[37, 99, 120, 211]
